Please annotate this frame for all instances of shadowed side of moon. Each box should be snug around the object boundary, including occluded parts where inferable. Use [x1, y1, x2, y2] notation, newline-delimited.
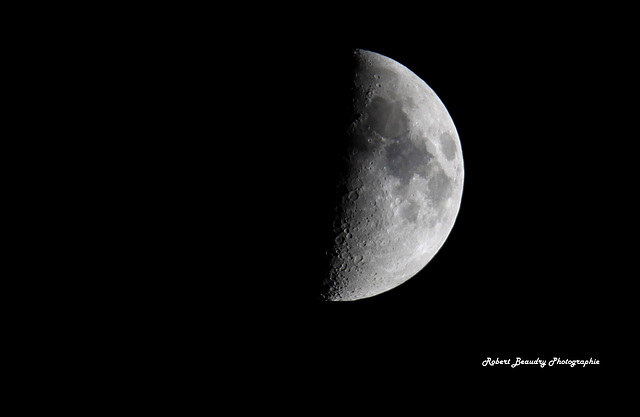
[318, 49, 464, 301]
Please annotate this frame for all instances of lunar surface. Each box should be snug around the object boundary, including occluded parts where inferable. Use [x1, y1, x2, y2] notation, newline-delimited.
[319, 49, 464, 301]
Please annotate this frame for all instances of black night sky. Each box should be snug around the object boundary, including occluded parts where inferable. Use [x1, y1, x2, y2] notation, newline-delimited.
[236, 18, 631, 384]
[148, 10, 632, 396]
[44, 4, 637, 408]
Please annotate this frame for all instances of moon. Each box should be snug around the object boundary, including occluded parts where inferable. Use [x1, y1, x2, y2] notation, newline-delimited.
[319, 49, 464, 301]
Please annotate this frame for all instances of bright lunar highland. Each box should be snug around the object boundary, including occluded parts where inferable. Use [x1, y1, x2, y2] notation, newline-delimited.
[319, 49, 464, 301]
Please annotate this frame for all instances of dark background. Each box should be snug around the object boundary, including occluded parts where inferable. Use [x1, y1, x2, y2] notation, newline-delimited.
[17, 4, 634, 408]
[240, 23, 630, 375]
[118, 7, 633, 397]
[203, 14, 632, 387]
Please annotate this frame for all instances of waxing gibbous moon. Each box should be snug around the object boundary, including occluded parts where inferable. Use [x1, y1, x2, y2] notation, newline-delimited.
[319, 49, 464, 301]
